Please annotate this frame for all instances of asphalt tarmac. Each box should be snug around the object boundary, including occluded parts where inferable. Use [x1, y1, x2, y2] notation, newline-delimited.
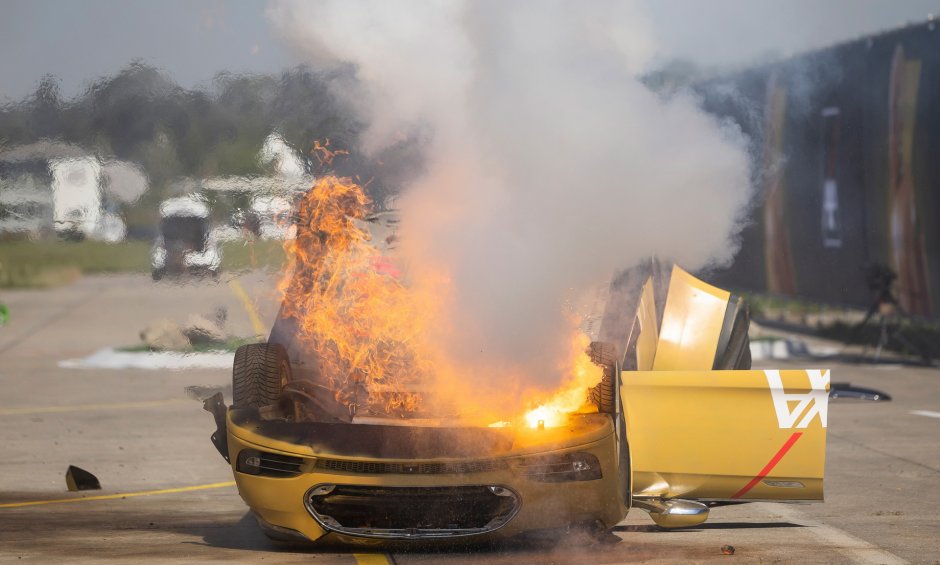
[1, 273, 938, 563]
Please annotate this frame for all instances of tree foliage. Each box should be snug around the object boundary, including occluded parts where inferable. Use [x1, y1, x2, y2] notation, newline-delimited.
[0, 62, 417, 198]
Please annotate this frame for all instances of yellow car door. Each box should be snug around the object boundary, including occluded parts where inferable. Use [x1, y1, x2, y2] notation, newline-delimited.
[622, 368, 829, 502]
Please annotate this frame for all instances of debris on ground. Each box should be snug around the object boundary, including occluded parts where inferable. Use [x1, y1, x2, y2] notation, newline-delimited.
[182, 313, 227, 346]
[185, 384, 232, 402]
[140, 319, 192, 351]
[830, 383, 892, 401]
[721, 545, 736, 555]
[141, 307, 229, 351]
[65, 465, 101, 491]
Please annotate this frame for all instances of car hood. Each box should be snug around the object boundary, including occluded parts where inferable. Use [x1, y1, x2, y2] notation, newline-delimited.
[227, 408, 614, 460]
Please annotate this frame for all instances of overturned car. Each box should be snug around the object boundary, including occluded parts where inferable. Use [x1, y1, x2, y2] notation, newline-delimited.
[206, 255, 829, 545]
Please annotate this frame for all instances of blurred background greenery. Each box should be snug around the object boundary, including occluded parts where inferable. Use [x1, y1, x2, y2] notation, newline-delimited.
[0, 63, 422, 287]
[0, 240, 286, 288]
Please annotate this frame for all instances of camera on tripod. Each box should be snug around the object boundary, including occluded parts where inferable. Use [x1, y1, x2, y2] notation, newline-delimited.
[862, 264, 898, 315]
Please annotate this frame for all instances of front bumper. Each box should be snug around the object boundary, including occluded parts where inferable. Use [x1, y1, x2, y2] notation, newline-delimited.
[226, 412, 626, 544]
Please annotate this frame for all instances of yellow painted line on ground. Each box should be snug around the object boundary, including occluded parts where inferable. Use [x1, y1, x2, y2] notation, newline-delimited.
[354, 555, 392, 565]
[228, 278, 267, 336]
[0, 481, 237, 509]
[0, 398, 189, 416]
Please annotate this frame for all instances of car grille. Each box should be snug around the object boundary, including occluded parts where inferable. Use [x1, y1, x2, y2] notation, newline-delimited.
[315, 458, 508, 475]
[305, 484, 520, 539]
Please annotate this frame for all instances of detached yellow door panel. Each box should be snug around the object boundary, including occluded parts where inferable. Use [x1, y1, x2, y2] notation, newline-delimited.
[622, 369, 828, 501]
[635, 278, 658, 371]
[654, 266, 730, 370]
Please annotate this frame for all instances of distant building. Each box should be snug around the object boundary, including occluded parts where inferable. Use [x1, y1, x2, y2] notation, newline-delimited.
[702, 18, 940, 318]
[0, 141, 147, 241]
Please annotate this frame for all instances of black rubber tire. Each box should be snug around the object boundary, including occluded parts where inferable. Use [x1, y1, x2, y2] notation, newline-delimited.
[233, 343, 291, 409]
[588, 341, 620, 414]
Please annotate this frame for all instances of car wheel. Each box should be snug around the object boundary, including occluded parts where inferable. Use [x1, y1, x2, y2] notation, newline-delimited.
[588, 341, 619, 414]
[151, 268, 164, 282]
[233, 343, 291, 409]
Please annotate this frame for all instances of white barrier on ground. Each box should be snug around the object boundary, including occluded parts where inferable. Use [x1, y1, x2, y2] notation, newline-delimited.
[59, 348, 233, 370]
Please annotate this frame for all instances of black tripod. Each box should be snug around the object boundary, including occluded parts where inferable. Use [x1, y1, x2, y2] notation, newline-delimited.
[845, 265, 931, 364]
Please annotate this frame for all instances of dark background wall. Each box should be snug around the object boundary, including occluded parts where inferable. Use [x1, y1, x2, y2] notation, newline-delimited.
[702, 21, 940, 319]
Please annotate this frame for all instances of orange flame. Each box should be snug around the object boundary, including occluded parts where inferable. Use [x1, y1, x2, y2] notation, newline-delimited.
[278, 175, 433, 415]
[278, 174, 605, 424]
[522, 333, 603, 428]
[310, 139, 350, 167]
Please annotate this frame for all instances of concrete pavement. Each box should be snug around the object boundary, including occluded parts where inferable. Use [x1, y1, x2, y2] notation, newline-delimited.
[0, 272, 937, 563]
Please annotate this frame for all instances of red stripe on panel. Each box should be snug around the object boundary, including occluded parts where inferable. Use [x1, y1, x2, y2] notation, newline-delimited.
[730, 432, 803, 499]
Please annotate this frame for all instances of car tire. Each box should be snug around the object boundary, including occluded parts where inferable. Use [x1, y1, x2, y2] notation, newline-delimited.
[588, 341, 620, 414]
[233, 343, 291, 409]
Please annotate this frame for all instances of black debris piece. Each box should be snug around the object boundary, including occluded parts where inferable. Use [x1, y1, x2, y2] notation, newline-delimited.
[65, 465, 101, 491]
[830, 383, 892, 401]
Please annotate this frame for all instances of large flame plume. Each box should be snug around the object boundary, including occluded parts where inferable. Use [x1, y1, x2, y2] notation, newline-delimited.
[523, 334, 603, 428]
[278, 174, 603, 426]
[278, 175, 434, 415]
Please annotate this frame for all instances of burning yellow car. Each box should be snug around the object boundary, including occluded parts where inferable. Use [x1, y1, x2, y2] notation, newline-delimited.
[205, 256, 828, 544]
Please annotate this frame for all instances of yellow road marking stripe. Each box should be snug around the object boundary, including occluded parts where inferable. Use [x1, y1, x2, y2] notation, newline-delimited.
[228, 279, 267, 336]
[0, 399, 189, 416]
[0, 481, 236, 509]
[354, 555, 392, 565]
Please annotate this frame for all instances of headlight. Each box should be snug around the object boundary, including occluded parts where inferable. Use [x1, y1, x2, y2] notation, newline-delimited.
[236, 449, 305, 477]
[236, 449, 263, 475]
[518, 452, 603, 482]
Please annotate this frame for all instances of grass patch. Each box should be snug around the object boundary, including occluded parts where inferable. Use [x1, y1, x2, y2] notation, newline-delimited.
[738, 292, 835, 321]
[0, 265, 82, 288]
[0, 239, 287, 288]
[220, 240, 286, 271]
[818, 320, 940, 361]
[749, 335, 785, 343]
[0, 240, 150, 288]
[117, 335, 261, 353]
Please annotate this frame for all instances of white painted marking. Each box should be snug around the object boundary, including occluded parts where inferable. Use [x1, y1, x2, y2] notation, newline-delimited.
[756, 503, 908, 565]
[764, 369, 829, 429]
[58, 347, 233, 370]
[910, 410, 940, 419]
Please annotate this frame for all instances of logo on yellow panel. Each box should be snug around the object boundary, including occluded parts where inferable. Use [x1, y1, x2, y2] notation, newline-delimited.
[764, 370, 829, 429]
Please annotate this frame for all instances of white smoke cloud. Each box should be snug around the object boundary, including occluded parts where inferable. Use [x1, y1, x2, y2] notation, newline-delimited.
[268, 0, 751, 394]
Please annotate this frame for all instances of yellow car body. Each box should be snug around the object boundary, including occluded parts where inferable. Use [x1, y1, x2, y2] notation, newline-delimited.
[209, 264, 828, 544]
